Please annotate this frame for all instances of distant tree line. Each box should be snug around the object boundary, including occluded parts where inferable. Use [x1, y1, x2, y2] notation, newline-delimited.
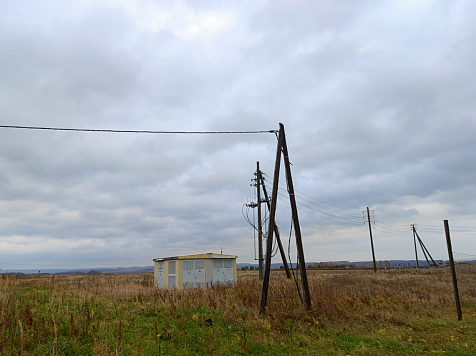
[240, 266, 259, 271]
[1, 270, 102, 277]
[308, 262, 356, 269]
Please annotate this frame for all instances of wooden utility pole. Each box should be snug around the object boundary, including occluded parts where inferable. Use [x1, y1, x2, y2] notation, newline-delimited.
[260, 125, 284, 313]
[444, 220, 462, 321]
[367, 207, 377, 273]
[281, 125, 311, 311]
[418, 237, 431, 266]
[258, 172, 291, 279]
[260, 123, 311, 313]
[412, 225, 437, 267]
[415, 230, 437, 267]
[412, 224, 419, 268]
[257, 162, 263, 280]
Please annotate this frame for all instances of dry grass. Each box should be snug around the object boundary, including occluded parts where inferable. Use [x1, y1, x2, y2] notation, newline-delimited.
[1, 266, 475, 355]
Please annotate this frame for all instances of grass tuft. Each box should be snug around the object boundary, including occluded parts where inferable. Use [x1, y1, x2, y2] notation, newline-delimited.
[0, 266, 475, 354]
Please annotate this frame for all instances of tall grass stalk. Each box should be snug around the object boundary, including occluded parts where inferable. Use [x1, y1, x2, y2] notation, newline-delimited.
[0, 267, 475, 355]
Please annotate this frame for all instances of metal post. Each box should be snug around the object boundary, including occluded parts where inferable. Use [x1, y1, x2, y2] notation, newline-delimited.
[259, 172, 292, 279]
[444, 220, 462, 320]
[367, 207, 377, 272]
[281, 123, 311, 311]
[257, 162, 263, 281]
[260, 125, 284, 313]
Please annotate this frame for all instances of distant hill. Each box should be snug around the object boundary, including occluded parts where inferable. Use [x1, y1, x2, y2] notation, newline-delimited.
[237, 259, 461, 270]
[99, 266, 154, 274]
[0, 266, 154, 275]
[3, 259, 475, 276]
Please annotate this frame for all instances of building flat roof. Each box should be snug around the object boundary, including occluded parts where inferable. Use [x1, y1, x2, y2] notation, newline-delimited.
[153, 253, 237, 262]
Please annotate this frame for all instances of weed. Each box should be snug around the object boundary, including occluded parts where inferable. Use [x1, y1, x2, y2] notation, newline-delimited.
[0, 266, 475, 355]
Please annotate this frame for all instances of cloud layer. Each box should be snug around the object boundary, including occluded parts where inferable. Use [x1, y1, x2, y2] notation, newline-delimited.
[1, 0, 476, 269]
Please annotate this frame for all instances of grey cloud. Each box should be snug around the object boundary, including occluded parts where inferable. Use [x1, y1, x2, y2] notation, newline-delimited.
[2, 1, 476, 269]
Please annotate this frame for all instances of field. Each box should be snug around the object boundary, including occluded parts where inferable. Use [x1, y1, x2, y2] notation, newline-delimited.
[1, 266, 476, 355]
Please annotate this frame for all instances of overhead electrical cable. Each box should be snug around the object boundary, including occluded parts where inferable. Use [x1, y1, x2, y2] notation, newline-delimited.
[242, 199, 278, 259]
[372, 225, 410, 234]
[373, 217, 408, 228]
[0, 125, 278, 135]
[419, 224, 476, 229]
[372, 214, 407, 225]
[416, 225, 476, 234]
[287, 218, 304, 306]
[262, 180, 424, 233]
[293, 194, 362, 217]
[263, 180, 363, 221]
[273, 185, 362, 221]
[263, 183, 365, 225]
[453, 252, 476, 258]
[263, 173, 362, 214]
[416, 227, 445, 233]
[295, 200, 363, 224]
[270, 188, 363, 226]
[373, 220, 410, 231]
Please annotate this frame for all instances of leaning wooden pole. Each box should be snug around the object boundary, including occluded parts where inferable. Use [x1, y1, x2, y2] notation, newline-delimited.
[258, 172, 292, 278]
[444, 220, 462, 321]
[259, 125, 284, 313]
[281, 123, 311, 311]
[416, 234, 431, 267]
[367, 207, 377, 273]
[415, 230, 437, 267]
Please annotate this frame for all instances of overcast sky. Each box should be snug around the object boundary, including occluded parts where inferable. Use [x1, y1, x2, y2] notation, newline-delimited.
[1, 0, 476, 270]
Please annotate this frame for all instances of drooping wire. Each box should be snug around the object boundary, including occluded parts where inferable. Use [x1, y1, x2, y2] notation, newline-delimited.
[242, 203, 258, 230]
[287, 218, 304, 306]
[262, 176, 423, 234]
[262, 175, 364, 225]
[262, 172, 362, 214]
[0, 125, 278, 135]
[271, 226, 279, 258]
[453, 252, 476, 258]
[277, 159, 306, 306]
[242, 193, 278, 260]
[264, 185, 363, 226]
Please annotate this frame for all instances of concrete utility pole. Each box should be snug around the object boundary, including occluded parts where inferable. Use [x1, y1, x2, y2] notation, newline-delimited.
[367, 207, 377, 273]
[256, 162, 263, 281]
[444, 220, 462, 321]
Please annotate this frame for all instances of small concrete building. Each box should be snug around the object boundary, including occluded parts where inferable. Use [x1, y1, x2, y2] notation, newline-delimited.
[153, 253, 237, 289]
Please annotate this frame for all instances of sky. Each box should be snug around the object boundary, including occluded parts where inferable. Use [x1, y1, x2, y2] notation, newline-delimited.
[1, 0, 476, 270]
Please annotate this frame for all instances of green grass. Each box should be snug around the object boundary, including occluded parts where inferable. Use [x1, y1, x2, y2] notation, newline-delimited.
[1, 266, 476, 355]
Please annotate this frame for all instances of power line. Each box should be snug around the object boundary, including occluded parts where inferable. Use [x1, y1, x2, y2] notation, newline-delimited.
[263, 173, 362, 214]
[273, 186, 362, 222]
[262, 177, 363, 220]
[373, 215, 408, 228]
[453, 252, 476, 258]
[373, 225, 410, 234]
[259, 176, 475, 236]
[269, 187, 363, 226]
[0, 125, 278, 135]
[373, 220, 409, 231]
